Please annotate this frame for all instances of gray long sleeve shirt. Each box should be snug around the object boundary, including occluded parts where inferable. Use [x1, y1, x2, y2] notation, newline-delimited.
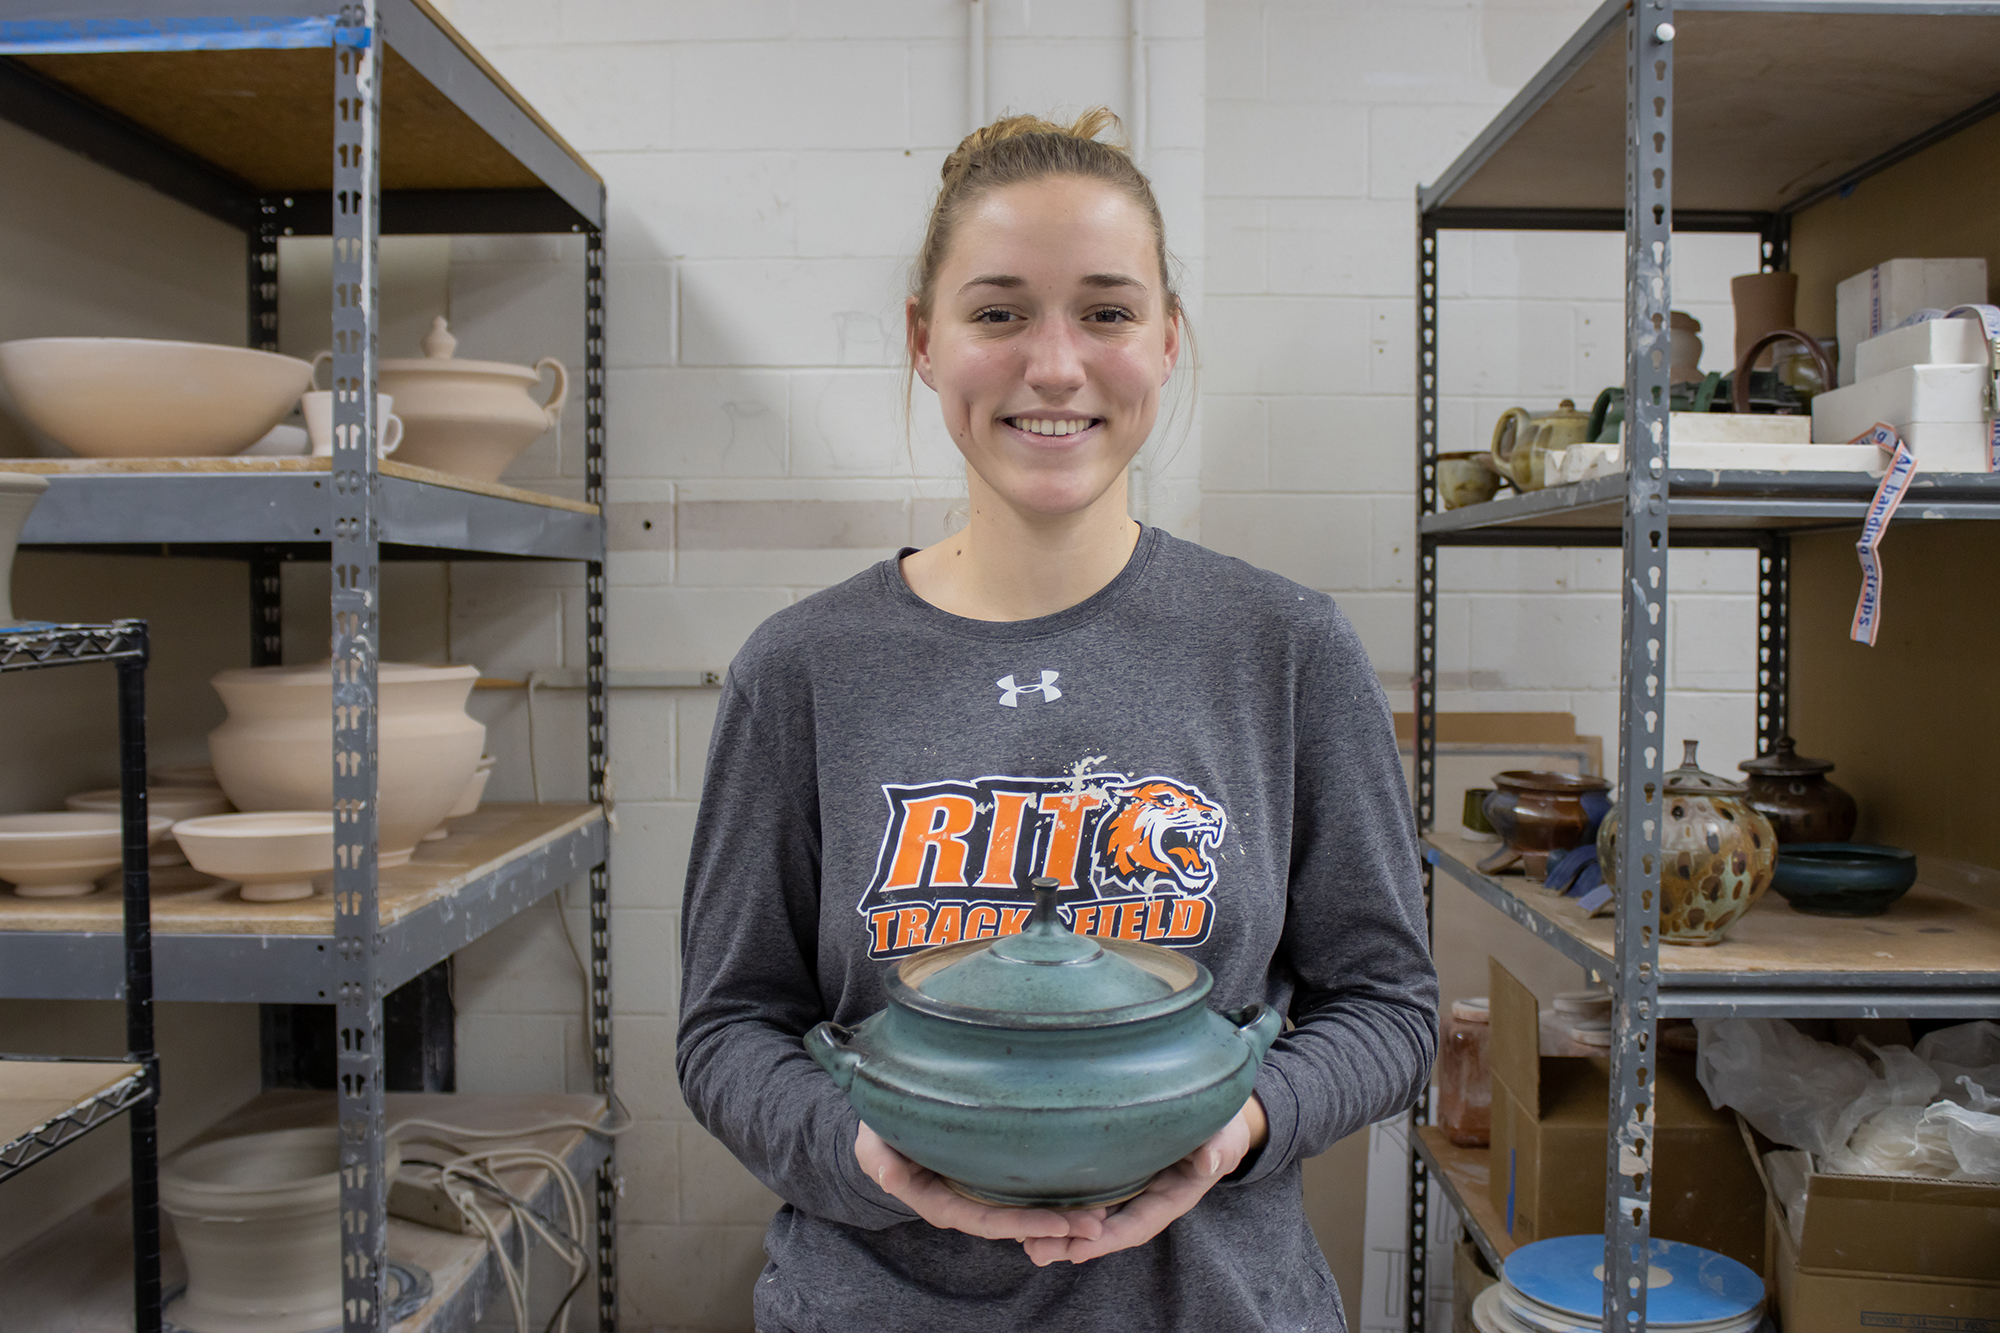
[677, 528, 1437, 1333]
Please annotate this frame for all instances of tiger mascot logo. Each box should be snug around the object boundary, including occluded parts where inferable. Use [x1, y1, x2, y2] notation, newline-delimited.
[1095, 778, 1228, 894]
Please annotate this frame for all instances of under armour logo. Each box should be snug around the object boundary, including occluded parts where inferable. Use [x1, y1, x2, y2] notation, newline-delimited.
[996, 671, 1061, 707]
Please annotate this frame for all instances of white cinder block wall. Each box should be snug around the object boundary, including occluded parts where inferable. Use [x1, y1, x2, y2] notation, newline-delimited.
[443, 2, 1758, 1329]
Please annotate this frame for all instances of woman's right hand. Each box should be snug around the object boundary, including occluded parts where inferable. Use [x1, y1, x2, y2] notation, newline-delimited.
[855, 1121, 1107, 1243]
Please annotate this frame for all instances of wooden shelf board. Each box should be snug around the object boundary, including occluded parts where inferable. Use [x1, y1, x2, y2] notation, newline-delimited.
[1, 457, 598, 516]
[0, 1059, 142, 1155]
[1427, 829, 2000, 985]
[0, 802, 599, 937]
[0, 1090, 611, 1333]
[1415, 1126, 1516, 1271]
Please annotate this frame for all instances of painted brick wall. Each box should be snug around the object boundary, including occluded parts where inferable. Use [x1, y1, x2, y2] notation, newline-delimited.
[427, 4, 1772, 1330]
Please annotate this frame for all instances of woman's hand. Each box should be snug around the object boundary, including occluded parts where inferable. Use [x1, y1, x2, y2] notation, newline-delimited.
[855, 1122, 1108, 1243]
[1020, 1094, 1268, 1268]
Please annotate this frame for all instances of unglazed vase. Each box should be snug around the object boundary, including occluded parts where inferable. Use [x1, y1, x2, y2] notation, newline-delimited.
[1731, 272, 1799, 371]
[369, 317, 568, 483]
[173, 812, 336, 902]
[0, 811, 173, 896]
[0, 338, 313, 457]
[161, 1126, 401, 1333]
[0, 472, 49, 626]
[809, 879, 1282, 1209]
[1599, 741, 1777, 945]
[207, 661, 485, 867]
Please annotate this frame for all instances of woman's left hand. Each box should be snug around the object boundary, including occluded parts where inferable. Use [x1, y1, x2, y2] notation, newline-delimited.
[1020, 1093, 1268, 1267]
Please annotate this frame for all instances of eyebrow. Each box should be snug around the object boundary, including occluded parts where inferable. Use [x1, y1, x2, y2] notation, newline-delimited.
[957, 272, 1149, 293]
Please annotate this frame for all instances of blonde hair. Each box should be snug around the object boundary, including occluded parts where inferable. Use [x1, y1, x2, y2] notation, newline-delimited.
[910, 107, 1182, 321]
[903, 109, 1196, 513]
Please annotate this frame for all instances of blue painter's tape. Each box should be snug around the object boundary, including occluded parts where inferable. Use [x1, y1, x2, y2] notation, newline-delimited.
[0, 16, 337, 55]
[332, 23, 372, 49]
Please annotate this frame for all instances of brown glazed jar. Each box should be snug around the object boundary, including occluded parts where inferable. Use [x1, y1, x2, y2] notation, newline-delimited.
[1739, 737, 1857, 843]
[1439, 998, 1492, 1148]
[1480, 771, 1613, 878]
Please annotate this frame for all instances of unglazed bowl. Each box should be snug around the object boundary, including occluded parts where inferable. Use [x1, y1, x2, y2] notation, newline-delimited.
[152, 763, 219, 788]
[206, 661, 484, 867]
[162, 1127, 401, 1333]
[66, 785, 232, 866]
[425, 754, 495, 842]
[0, 811, 174, 897]
[173, 812, 335, 902]
[0, 338, 314, 458]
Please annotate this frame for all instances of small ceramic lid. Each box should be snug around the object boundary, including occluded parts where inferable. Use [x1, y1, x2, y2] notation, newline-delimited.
[1738, 735, 1835, 777]
[1450, 998, 1490, 1024]
[378, 315, 542, 383]
[1664, 740, 1747, 795]
[910, 879, 1182, 1015]
[1552, 989, 1611, 1018]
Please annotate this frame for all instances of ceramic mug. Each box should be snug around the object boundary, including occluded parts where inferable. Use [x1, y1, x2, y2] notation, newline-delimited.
[301, 391, 402, 459]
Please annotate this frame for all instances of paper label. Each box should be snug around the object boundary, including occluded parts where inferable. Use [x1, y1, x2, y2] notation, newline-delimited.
[1851, 423, 1917, 647]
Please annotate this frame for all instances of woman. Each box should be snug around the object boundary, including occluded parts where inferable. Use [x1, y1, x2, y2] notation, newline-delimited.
[677, 109, 1436, 1333]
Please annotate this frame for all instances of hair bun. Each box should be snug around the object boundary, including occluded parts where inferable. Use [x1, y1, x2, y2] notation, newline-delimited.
[940, 108, 1128, 188]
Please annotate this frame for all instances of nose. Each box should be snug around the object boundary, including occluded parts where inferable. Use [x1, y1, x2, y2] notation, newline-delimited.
[1019, 316, 1088, 400]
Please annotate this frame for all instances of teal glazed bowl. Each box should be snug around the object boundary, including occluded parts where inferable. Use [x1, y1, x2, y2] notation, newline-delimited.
[808, 879, 1282, 1209]
[1770, 843, 1918, 916]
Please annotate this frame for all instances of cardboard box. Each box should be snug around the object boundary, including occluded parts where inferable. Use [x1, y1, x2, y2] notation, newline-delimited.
[1485, 958, 1766, 1269]
[1739, 1117, 2000, 1330]
[1836, 258, 1988, 385]
[1452, 1238, 1498, 1333]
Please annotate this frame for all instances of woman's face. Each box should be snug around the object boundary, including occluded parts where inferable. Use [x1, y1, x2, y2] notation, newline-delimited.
[910, 176, 1180, 523]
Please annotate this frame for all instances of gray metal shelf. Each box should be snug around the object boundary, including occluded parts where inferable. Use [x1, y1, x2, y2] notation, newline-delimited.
[0, 805, 604, 1004]
[1407, 3, 2000, 1327]
[0, 8, 615, 1332]
[1421, 470, 2000, 540]
[1425, 835, 2000, 1019]
[0, 1057, 148, 1183]
[1410, 1127, 1511, 1278]
[18, 468, 603, 561]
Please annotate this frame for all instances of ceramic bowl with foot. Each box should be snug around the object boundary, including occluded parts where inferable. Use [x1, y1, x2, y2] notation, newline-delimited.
[0, 812, 174, 896]
[172, 812, 335, 903]
[1770, 843, 1918, 916]
[66, 785, 232, 866]
[423, 754, 495, 842]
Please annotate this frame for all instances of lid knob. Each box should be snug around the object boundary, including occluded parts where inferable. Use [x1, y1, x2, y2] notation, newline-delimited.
[422, 315, 458, 360]
[1027, 876, 1062, 934]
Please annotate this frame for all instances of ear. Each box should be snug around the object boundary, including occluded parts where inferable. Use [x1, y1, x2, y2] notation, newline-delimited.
[1160, 303, 1183, 386]
[907, 297, 937, 391]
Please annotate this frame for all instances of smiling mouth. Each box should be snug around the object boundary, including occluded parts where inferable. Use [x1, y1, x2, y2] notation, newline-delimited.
[1003, 416, 1103, 437]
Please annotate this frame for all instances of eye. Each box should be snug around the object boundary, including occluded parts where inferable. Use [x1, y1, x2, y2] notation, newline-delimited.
[972, 306, 1017, 324]
[1085, 307, 1135, 324]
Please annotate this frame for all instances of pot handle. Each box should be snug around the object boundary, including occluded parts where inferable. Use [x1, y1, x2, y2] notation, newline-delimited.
[536, 357, 570, 426]
[1489, 407, 1531, 481]
[1225, 1003, 1284, 1060]
[309, 349, 332, 393]
[805, 1021, 862, 1091]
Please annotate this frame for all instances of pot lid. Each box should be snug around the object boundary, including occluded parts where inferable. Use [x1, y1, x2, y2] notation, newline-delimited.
[210, 660, 481, 687]
[1738, 736, 1835, 777]
[378, 316, 542, 383]
[1544, 397, 1587, 420]
[907, 879, 1184, 1015]
[1665, 739, 1747, 795]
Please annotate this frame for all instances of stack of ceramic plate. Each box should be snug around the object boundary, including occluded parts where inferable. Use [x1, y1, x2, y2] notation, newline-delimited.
[1472, 1235, 1765, 1333]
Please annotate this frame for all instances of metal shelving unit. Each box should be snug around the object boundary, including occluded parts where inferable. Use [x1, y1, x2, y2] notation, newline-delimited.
[0, 620, 159, 1332]
[0, 7, 615, 1331]
[1405, 2, 2000, 1328]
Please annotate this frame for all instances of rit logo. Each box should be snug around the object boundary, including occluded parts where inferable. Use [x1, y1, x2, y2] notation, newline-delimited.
[996, 671, 1061, 707]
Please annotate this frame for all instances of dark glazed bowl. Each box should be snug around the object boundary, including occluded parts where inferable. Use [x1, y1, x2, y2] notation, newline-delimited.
[1770, 843, 1917, 916]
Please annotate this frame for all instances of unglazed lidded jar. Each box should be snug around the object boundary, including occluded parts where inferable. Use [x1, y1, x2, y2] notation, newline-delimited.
[809, 878, 1283, 1209]
[1599, 741, 1777, 945]
[374, 317, 568, 484]
[207, 661, 484, 866]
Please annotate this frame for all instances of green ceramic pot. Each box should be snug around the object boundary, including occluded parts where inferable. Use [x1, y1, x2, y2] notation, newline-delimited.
[808, 879, 1283, 1209]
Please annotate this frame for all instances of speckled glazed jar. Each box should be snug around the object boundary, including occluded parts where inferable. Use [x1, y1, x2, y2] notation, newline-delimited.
[1738, 737, 1857, 844]
[1599, 741, 1777, 946]
[808, 879, 1282, 1209]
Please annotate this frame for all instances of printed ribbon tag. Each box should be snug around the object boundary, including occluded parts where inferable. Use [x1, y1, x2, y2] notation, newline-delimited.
[1939, 303, 2000, 471]
[1850, 423, 1917, 647]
